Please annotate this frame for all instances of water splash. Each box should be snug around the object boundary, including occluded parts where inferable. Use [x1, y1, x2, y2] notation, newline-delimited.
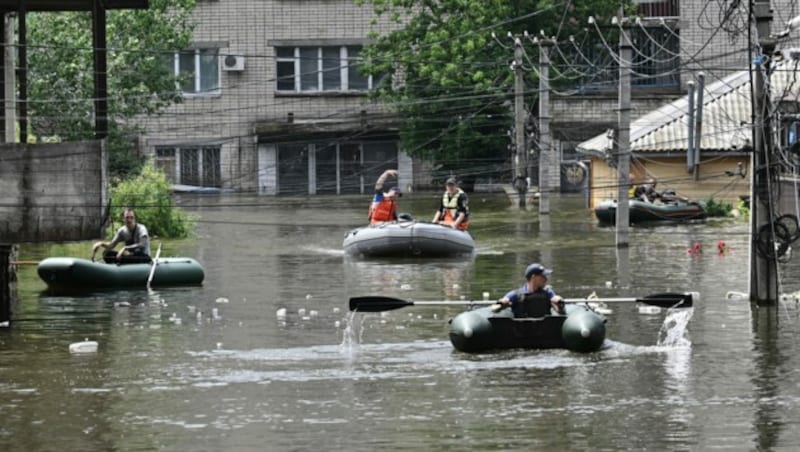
[657, 308, 694, 347]
[339, 311, 367, 354]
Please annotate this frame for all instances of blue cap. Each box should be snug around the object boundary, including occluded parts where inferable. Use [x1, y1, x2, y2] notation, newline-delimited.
[525, 263, 552, 279]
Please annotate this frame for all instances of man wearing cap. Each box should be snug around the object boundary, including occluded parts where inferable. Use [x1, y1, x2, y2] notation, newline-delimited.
[368, 169, 402, 224]
[497, 263, 564, 317]
[432, 176, 469, 230]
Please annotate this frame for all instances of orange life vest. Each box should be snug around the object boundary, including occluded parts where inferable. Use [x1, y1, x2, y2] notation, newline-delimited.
[440, 190, 469, 230]
[369, 199, 397, 223]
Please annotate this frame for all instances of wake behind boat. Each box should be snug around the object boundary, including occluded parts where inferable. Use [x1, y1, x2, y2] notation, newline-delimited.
[37, 257, 205, 293]
[343, 220, 475, 258]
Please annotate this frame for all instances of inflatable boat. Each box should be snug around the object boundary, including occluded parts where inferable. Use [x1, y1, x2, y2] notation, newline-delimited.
[37, 257, 205, 293]
[448, 304, 606, 353]
[343, 221, 475, 258]
[594, 199, 707, 225]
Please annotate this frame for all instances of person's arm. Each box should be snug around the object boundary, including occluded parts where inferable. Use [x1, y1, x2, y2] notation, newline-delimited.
[375, 169, 398, 191]
[93, 229, 122, 252]
[497, 289, 518, 308]
[432, 205, 443, 223]
[452, 193, 468, 228]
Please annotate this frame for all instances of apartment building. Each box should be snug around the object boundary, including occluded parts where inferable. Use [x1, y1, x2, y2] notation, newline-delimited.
[133, 0, 408, 195]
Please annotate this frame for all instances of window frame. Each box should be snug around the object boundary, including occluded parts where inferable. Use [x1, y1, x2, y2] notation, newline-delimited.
[172, 48, 221, 97]
[275, 45, 376, 94]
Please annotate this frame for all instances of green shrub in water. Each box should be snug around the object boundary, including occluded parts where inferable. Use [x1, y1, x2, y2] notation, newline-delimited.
[703, 197, 733, 218]
[110, 162, 195, 238]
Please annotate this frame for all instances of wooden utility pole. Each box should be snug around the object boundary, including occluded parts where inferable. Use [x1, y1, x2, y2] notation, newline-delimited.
[513, 37, 527, 208]
[538, 38, 551, 215]
[750, 1, 778, 305]
[615, 13, 632, 248]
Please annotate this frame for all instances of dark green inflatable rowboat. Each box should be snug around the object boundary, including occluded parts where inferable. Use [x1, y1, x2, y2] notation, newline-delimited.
[37, 257, 205, 293]
[448, 304, 606, 353]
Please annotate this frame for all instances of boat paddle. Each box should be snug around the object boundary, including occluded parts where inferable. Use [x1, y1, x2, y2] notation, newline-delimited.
[349, 292, 696, 312]
[146, 242, 162, 290]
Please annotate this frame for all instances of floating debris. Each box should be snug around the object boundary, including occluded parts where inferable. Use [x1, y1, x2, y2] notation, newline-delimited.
[69, 338, 98, 354]
[215, 297, 229, 304]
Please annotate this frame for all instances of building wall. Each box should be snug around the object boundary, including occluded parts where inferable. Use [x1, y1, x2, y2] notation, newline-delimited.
[0, 140, 107, 242]
[589, 155, 750, 208]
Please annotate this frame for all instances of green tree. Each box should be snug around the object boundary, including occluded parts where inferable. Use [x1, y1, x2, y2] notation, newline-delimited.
[26, 0, 196, 179]
[357, 0, 626, 184]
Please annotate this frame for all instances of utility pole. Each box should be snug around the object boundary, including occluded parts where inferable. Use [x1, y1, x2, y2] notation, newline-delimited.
[693, 73, 705, 181]
[513, 37, 527, 209]
[750, 1, 778, 305]
[615, 12, 632, 248]
[537, 37, 552, 215]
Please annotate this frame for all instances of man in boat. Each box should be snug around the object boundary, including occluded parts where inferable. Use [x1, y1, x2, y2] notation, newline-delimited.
[496, 263, 564, 317]
[432, 177, 469, 230]
[368, 169, 402, 224]
[92, 207, 152, 263]
[633, 178, 660, 203]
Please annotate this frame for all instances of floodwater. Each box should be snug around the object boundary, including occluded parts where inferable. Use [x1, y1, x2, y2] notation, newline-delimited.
[3, 193, 800, 451]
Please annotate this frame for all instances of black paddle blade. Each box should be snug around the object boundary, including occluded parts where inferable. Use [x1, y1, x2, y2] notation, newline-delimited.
[349, 296, 413, 312]
[638, 292, 694, 308]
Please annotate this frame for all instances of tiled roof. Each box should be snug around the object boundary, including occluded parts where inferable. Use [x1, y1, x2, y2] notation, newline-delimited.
[576, 61, 800, 156]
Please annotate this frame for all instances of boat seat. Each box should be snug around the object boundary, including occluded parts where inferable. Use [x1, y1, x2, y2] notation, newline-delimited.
[518, 292, 551, 318]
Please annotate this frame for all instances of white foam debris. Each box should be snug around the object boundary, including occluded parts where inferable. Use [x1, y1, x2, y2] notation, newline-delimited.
[400, 284, 412, 290]
[605, 281, 613, 288]
[726, 291, 747, 300]
[309, 310, 318, 317]
[334, 320, 341, 328]
[298, 308, 307, 316]
[212, 308, 221, 319]
[638, 305, 662, 315]
[215, 297, 229, 304]
[69, 339, 98, 354]
[276, 308, 287, 318]
[216, 342, 223, 349]
[0, 321, 8, 328]
[114, 301, 131, 308]
[452, 284, 460, 289]
[482, 292, 490, 300]
[305, 294, 313, 300]
[332, 307, 341, 314]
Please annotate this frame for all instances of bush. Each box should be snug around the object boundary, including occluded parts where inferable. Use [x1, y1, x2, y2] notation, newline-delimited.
[703, 197, 733, 217]
[109, 162, 195, 238]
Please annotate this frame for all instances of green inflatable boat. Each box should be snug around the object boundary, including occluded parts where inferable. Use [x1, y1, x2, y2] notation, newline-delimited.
[448, 304, 607, 353]
[37, 257, 205, 293]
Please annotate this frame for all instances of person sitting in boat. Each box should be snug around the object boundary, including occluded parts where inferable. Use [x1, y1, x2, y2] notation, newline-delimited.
[633, 178, 660, 203]
[496, 263, 564, 317]
[432, 177, 469, 230]
[368, 169, 402, 224]
[92, 207, 152, 264]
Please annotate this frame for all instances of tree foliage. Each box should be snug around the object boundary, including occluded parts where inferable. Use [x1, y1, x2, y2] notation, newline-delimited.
[357, 0, 628, 183]
[26, 0, 196, 179]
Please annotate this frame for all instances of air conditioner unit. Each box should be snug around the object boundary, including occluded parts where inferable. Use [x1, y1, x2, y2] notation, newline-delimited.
[222, 55, 245, 71]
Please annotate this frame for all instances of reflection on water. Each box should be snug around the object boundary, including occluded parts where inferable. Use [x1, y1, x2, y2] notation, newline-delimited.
[6, 193, 800, 450]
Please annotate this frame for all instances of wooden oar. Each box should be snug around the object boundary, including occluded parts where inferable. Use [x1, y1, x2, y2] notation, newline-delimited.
[146, 243, 162, 290]
[10, 260, 39, 266]
[348, 292, 696, 312]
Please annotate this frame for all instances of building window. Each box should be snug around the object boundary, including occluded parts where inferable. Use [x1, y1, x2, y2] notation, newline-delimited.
[170, 48, 220, 95]
[155, 145, 221, 187]
[275, 46, 377, 93]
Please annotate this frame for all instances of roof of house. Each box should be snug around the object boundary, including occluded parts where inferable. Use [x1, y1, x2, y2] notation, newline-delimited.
[576, 59, 800, 157]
